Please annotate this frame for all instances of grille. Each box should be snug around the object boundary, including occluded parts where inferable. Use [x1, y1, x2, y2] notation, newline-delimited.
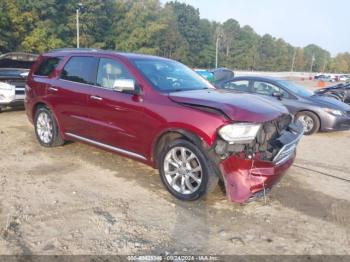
[273, 132, 303, 165]
[15, 87, 25, 95]
[255, 114, 294, 161]
[8, 80, 25, 95]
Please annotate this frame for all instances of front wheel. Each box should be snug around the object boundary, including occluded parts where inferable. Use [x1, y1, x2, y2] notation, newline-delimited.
[296, 111, 320, 135]
[159, 139, 218, 201]
[34, 106, 65, 147]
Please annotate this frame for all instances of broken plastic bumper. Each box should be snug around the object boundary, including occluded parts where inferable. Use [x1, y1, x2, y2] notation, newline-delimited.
[218, 129, 303, 203]
[219, 153, 295, 203]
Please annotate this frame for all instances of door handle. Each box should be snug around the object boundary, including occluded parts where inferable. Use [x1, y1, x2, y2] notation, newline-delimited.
[48, 87, 58, 92]
[90, 95, 103, 101]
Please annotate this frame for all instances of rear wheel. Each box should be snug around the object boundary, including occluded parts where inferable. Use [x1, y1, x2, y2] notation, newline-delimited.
[296, 111, 320, 135]
[34, 106, 64, 147]
[159, 139, 218, 201]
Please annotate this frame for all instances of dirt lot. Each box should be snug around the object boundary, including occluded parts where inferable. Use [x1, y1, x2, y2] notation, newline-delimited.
[0, 80, 349, 256]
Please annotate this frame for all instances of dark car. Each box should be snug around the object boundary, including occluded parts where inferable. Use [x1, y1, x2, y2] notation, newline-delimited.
[211, 68, 235, 86]
[315, 82, 350, 105]
[25, 49, 303, 203]
[0, 52, 38, 112]
[217, 76, 350, 135]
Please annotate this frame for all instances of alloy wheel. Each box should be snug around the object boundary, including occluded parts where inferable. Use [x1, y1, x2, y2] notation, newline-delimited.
[36, 111, 54, 144]
[163, 146, 203, 195]
[298, 115, 314, 133]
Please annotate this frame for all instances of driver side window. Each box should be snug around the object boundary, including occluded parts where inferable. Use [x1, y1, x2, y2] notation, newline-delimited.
[96, 58, 133, 90]
[252, 81, 289, 98]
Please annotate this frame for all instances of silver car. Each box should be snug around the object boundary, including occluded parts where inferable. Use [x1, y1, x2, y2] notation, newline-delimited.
[217, 76, 350, 135]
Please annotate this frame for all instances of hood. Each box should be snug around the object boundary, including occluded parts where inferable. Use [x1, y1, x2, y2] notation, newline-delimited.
[309, 95, 350, 111]
[168, 89, 288, 123]
[314, 84, 346, 94]
[0, 68, 29, 80]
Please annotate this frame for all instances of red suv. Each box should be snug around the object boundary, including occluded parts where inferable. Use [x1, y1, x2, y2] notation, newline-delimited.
[25, 49, 303, 203]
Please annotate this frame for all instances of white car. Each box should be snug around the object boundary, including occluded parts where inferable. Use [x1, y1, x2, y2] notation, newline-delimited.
[0, 52, 37, 112]
[339, 75, 350, 82]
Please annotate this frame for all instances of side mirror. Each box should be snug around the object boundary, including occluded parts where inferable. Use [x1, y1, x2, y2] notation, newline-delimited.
[113, 79, 136, 93]
[272, 92, 283, 100]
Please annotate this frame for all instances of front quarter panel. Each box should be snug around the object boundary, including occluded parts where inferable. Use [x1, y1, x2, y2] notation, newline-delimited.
[142, 94, 229, 162]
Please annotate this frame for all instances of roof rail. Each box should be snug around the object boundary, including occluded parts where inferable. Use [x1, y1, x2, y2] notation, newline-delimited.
[48, 48, 102, 53]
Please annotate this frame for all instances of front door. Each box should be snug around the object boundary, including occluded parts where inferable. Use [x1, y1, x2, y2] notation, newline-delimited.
[84, 57, 146, 157]
[251, 80, 299, 115]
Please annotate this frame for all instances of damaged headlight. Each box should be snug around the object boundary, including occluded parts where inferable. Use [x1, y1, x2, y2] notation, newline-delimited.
[219, 123, 261, 143]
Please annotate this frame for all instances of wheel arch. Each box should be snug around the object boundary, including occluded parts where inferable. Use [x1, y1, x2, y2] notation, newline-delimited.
[152, 129, 209, 169]
[296, 109, 322, 131]
[32, 101, 64, 137]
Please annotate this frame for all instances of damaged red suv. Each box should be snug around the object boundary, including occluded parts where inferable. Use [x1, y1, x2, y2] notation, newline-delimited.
[25, 49, 303, 203]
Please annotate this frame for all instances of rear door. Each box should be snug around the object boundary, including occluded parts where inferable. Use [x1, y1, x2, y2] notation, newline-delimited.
[47, 56, 98, 137]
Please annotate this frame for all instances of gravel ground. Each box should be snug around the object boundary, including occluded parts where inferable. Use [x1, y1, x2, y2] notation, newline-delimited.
[0, 80, 349, 256]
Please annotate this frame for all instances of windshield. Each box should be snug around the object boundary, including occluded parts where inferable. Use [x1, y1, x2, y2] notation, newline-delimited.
[131, 58, 214, 92]
[278, 80, 313, 97]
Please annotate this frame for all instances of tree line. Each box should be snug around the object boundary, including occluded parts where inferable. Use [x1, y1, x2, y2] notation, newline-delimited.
[1, 0, 349, 73]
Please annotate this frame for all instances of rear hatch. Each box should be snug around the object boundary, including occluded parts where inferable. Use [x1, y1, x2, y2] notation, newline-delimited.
[0, 53, 37, 99]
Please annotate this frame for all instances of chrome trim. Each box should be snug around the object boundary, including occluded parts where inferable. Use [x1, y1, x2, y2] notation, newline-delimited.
[90, 95, 103, 101]
[49, 87, 58, 92]
[65, 132, 147, 160]
[60, 78, 93, 87]
[273, 131, 303, 165]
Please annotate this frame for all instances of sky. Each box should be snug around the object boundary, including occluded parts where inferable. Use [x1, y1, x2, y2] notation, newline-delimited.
[161, 0, 350, 57]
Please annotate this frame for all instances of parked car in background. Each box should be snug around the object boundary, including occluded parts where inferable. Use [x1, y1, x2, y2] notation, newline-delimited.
[0, 52, 38, 112]
[25, 49, 303, 203]
[315, 82, 350, 105]
[211, 68, 235, 87]
[217, 76, 350, 135]
[194, 69, 214, 82]
[316, 75, 336, 82]
[339, 75, 350, 82]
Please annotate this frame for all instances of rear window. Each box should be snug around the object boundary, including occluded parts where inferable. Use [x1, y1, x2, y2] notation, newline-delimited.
[35, 57, 62, 76]
[60, 56, 97, 85]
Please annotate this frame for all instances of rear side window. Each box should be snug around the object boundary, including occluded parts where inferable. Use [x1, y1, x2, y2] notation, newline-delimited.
[35, 57, 62, 76]
[61, 56, 97, 85]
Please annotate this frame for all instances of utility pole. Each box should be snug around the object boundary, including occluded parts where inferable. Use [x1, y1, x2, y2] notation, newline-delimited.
[322, 59, 327, 73]
[215, 34, 223, 69]
[291, 48, 297, 72]
[310, 54, 315, 73]
[76, 3, 83, 48]
[76, 8, 79, 48]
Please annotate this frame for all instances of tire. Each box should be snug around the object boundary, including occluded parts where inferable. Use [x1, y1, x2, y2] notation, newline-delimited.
[159, 139, 218, 201]
[34, 106, 64, 147]
[296, 111, 320, 135]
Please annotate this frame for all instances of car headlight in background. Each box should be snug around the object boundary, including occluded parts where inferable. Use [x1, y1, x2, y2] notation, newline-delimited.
[0, 81, 15, 91]
[324, 108, 345, 116]
[219, 123, 261, 143]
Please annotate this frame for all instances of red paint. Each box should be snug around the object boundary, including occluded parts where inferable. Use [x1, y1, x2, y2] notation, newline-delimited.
[220, 154, 295, 202]
[25, 50, 297, 203]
